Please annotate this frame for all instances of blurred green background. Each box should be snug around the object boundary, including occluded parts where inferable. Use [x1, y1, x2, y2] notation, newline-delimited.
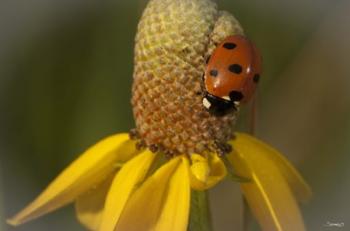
[1, 0, 349, 230]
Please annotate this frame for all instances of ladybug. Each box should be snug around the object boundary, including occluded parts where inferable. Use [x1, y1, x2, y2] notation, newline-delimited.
[202, 35, 262, 116]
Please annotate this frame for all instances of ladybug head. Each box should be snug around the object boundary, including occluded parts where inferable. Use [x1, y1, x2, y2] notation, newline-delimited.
[203, 92, 237, 117]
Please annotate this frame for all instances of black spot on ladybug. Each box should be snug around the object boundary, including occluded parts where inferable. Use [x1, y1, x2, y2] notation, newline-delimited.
[228, 64, 242, 74]
[206, 55, 211, 64]
[210, 69, 218, 77]
[229, 91, 244, 101]
[223, 43, 237, 50]
[253, 74, 260, 83]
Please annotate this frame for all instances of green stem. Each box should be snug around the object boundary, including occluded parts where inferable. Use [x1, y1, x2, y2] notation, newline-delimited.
[188, 190, 213, 231]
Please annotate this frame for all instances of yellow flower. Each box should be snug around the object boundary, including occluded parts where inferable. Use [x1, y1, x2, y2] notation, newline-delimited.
[7, 132, 311, 231]
[7, 1, 312, 230]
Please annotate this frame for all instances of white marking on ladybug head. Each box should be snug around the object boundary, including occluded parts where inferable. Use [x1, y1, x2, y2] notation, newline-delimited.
[202, 97, 211, 109]
[222, 96, 230, 101]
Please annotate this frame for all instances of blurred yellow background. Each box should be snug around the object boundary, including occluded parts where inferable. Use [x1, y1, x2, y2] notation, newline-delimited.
[1, 0, 349, 230]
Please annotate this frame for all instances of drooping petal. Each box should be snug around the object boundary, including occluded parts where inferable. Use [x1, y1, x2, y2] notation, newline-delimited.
[189, 153, 227, 190]
[7, 133, 137, 226]
[154, 157, 190, 231]
[115, 157, 185, 231]
[98, 150, 155, 231]
[228, 132, 311, 231]
[75, 174, 115, 231]
[232, 133, 312, 202]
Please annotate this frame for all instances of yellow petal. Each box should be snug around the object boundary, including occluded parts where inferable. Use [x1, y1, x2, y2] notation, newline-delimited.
[154, 157, 190, 231]
[7, 133, 137, 226]
[232, 133, 312, 202]
[98, 150, 155, 231]
[75, 174, 115, 231]
[115, 157, 183, 231]
[229, 132, 311, 231]
[189, 153, 227, 190]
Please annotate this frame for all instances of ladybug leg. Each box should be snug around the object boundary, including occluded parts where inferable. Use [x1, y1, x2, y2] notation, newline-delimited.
[195, 90, 203, 96]
[196, 73, 207, 102]
[214, 140, 232, 156]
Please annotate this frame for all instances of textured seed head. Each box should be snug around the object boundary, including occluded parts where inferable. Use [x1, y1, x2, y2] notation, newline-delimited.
[132, 0, 244, 155]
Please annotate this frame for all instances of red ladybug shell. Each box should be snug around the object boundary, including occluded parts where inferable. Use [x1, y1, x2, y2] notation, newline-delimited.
[204, 35, 262, 103]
